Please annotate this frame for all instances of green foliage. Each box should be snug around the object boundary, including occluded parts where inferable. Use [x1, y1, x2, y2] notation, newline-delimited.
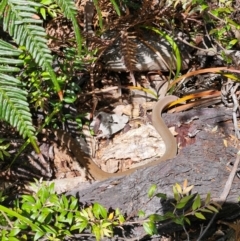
[0, 179, 221, 240]
[141, 180, 219, 236]
[169, 0, 238, 49]
[0, 180, 125, 241]
[0, 39, 39, 152]
[0, 0, 61, 94]
[0, 0, 86, 151]
[0, 138, 10, 160]
[144, 26, 182, 78]
[54, 0, 82, 55]
[36, 0, 61, 19]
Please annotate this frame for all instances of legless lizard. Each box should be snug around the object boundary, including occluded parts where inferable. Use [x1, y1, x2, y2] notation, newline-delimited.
[54, 95, 178, 180]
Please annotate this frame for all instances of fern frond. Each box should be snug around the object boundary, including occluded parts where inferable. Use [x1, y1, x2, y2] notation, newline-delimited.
[120, 31, 138, 72]
[0, 39, 39, 153]
[55, 0, 82, 55]
[0, 39, 22, 73]
[2, 0, 61, 97]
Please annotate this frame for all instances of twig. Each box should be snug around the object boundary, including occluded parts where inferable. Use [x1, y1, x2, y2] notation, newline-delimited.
[197, 151, 240, 240]
[231, 84, 240, 139]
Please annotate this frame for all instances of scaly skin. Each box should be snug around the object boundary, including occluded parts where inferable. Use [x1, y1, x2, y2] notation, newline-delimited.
[54, 95, 178, 181]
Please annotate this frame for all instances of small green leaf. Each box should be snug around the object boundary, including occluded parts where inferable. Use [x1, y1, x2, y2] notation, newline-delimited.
[62, 195, 69, 209]
[115, 208, 120, 216]
[173, 216, 185, 225]
[40, 8, 46, 20]
[8, 237, 20, 241]
[71, 220, 88, 232]
[37, 208, 51, 223]
[21, 195, 35, 204]
[9, 227, 21, 237]
[195, 212, 206, 220]
[173, 185, 180, 201]
[143, 221, 157, 235]
[155, 193, 167, 199]
[69, 196, 78, 210]
[206, 205, 219, 213]
[101, 221, 112, 228]
[192, 194, 201, 211]
[41, 0, 53, 4]
[185, 217, 191, 225]
[229, 39, 238, 46]
[148, 184, 157, 198]
[176, 195, 194, 209]
[92, 224, 101, 241]
[93, 203, 107, 219]
[200, 208, 214, 213]
[118, 214, 125, 224]
[164, 211, 175, 219]
[138, 210, 145, 217]
[149, 214, 166, 222]
[79, 209, 89, 219]
[34, 230, 44, 241]
[205, 192, 211, 205]
[103, 227, 113, 237]
[42, 224, 57, 234]
[66, 212, 73, 225]
[63, 96, 77, 103]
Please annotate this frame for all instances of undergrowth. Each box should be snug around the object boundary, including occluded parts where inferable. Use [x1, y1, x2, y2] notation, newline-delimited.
[0, 180, 219, 240]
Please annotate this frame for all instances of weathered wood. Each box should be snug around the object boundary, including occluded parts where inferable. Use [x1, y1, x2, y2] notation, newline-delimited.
[66, 106, 240, 238]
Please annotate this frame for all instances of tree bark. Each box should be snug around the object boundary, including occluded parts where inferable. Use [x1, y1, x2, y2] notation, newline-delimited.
[66, 106, 240, 238]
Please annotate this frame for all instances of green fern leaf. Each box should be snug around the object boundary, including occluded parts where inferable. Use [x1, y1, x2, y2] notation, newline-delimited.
[2, 0, 61, 95]
[0, 40, 39, 153]
[55, 0, 82, 55]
